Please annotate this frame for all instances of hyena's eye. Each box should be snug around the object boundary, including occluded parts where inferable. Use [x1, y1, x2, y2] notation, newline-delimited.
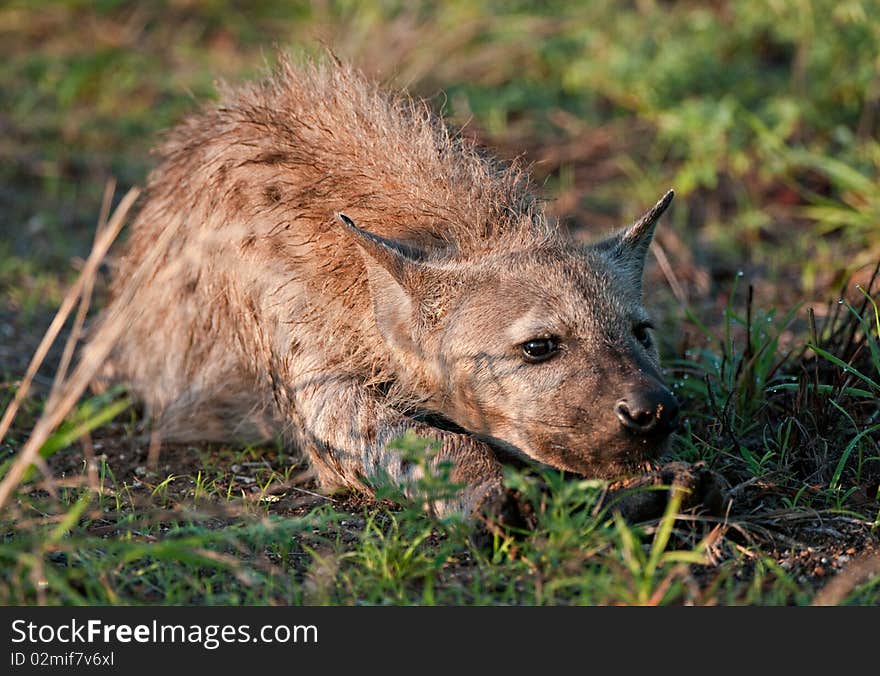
[520, 337, 561, 363]
[633, 322, 654, 349]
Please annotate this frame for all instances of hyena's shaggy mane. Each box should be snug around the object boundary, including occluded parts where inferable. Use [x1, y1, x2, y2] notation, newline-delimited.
[123, 54, 556, 266]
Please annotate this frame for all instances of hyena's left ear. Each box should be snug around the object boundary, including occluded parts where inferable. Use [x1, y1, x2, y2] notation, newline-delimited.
[596, 189, 674, 288]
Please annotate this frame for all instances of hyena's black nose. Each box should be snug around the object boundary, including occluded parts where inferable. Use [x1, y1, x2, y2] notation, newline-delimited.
[615, 388, 679, 436]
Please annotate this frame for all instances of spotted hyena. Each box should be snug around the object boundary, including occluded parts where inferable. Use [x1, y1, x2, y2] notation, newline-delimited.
[92, 56, 721, 523]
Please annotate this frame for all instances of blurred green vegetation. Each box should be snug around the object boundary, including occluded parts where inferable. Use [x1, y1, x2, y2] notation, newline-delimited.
[2, 0, 878, 291]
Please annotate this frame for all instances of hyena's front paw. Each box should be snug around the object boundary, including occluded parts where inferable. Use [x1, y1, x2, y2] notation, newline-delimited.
[469, 485, 537, 549]
[605, 461, 731, 523]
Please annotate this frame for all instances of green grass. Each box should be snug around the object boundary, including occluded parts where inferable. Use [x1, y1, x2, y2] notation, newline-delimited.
[2, 0, 880, 605]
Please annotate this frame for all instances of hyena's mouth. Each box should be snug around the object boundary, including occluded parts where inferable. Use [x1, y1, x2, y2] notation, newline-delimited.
[612, 442, 673, 477]
[577, 432, 673, 479]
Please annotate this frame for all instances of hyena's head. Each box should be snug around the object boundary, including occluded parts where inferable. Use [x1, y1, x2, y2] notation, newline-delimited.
[337, 191, 678, 478]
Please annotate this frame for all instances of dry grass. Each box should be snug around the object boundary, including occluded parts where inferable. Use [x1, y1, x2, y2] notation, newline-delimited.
[0, 187, 138, 507]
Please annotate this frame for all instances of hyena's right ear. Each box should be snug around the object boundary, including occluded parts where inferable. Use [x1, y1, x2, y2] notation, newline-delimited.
[595, 190, 674, 288]
[334, 213, 432, 358]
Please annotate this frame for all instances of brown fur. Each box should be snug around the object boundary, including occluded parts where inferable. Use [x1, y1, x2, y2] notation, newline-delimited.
[94, 55, 679, 517]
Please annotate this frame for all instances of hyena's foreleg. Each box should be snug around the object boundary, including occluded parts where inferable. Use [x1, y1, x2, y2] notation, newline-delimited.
[292, 377, 505, 518]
